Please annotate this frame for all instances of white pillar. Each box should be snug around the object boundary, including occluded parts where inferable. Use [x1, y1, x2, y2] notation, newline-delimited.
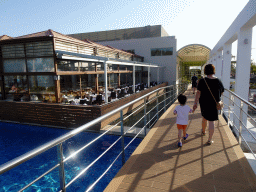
[148, 66, 150, 87]
[234, 27, 253, 132]
[133, 65, 135, 93]
[213, 56, 217, 75]
[222, 44, 232, 112]
[216, 51, 223, 79]
[104, 61, 108, 103]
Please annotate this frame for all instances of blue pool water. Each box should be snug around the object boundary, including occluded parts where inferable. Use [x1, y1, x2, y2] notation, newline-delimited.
[0, 122, 142, 192]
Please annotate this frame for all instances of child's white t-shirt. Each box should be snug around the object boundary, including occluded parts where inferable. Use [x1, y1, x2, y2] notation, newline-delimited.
[174, 105, 192, 125]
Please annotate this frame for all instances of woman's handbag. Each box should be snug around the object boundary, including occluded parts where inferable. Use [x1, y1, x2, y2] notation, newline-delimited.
[204, 78, 223, 110]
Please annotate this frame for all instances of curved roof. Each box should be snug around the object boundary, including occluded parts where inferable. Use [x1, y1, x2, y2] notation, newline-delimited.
[177, 44, 211, 62]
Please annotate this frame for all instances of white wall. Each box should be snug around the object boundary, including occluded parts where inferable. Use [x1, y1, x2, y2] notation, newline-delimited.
[98, 36, 177, 86]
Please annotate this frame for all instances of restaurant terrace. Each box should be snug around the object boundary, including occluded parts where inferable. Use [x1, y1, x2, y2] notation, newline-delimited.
[0, 30, 162, 105]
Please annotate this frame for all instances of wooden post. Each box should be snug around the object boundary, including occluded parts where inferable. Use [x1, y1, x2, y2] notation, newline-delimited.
[95, 63, 98, 93]
[117, 65, 120, 87]
[0, 47, 5, 100]
[126, 67, 127, 84]
[79, 75, 82, 97]
[55, 76, 61, 103]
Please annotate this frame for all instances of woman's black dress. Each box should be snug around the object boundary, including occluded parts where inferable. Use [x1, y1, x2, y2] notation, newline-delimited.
[197, 77, 224, 121]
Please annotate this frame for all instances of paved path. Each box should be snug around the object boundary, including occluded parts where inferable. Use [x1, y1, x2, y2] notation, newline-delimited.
[104, 88, 256, 192]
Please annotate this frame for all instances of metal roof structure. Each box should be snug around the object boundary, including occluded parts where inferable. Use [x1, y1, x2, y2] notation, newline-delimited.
[177, 44, 211, 62]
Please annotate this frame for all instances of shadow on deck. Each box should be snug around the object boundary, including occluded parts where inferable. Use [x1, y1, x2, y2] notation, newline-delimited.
[104, 88, 256, 192]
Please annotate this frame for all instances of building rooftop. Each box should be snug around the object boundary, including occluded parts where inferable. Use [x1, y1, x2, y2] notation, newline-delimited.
[68, 25, 169, 42]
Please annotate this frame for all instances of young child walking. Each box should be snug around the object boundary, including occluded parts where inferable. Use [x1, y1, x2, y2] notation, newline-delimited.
[173, 94, 193, 147]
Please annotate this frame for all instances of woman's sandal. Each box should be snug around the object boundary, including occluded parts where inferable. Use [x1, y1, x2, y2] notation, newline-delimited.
[207, 140, 214, 145]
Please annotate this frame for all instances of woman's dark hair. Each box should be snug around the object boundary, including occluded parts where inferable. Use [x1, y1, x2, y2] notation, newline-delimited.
[204, 64, 215, 75]
[178, 94, 187, 105]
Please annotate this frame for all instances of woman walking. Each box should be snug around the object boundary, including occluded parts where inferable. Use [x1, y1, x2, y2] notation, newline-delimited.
[193, 64, 224, 145]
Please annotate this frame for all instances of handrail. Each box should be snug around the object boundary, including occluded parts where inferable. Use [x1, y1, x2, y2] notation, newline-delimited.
[0, 82, 188, 191]
[222, 88, 256, 160]
[224, 88, 256, 111]
[0, 84, 175, 175]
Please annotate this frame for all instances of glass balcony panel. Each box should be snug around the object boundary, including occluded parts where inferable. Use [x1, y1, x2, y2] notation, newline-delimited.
[3, 59, 26, 72]
[27, 58, 54, 72]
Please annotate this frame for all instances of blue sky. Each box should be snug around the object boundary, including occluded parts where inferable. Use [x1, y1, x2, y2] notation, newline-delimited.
[0, 0, 255, 59]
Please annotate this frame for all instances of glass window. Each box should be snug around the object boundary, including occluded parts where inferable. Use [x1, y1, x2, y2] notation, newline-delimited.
[60, 75, 83, 92]
[4, 75, 28, 93]
[57, 60, 85, 71]
[151, 47, 173, 56]
[29, 75, 55, 93]
[151, 48, 161, 56]
[27, 58, 54, 72]
[163, 48, 173, 56]
[3, 59, 26, 72]
[29, 75, 56, 102]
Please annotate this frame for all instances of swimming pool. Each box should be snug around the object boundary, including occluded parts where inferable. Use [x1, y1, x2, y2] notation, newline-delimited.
[0, 122, 142, 192]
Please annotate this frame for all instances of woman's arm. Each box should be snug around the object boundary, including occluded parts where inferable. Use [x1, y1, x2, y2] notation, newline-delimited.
[193, 90, 201, 111]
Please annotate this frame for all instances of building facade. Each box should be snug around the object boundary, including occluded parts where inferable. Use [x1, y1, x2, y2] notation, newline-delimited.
[69, 25, 177, 86]
[0, 30, 145, 102]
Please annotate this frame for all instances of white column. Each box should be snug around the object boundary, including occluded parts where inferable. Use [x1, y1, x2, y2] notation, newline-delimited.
[133, 65, 135, 93]
[234, 27, 253, 133]
[216, 51, 223, 79]
[222, 44, 232, 113]
[148, 67, 150, 87]
[104, 61, 108, 103]
[213, 56, 217, 75]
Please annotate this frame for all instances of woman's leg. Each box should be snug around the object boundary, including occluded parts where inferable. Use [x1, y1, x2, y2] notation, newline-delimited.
[208, 121, 215, 141]
[202, 118, 207, 133]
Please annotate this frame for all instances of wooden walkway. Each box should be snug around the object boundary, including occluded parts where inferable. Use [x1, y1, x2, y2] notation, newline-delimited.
[104, 88, 256, 192]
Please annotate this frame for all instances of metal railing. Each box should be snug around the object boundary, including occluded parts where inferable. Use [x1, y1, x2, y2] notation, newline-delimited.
[222, 88, 256, 159]
[0, 83, 188, 192]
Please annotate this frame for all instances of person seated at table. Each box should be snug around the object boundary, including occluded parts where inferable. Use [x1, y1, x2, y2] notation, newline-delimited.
[75, 94, 80, 99]
[11, 84, 18, 92]
[111, 91, 116, 99]
[94, 94, 103, 105]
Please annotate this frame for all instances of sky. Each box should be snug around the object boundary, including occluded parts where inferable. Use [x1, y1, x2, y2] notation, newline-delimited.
[0, 0, 255, 60]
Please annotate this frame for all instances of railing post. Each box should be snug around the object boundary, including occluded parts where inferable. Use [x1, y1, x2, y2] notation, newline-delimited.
[156, 91, 159, 120]
[228, 92, 231, 127]
[144, 98, 147, 136]
[239, 101, 243, 145]
[164, 88, 166, 112]
[120, 110, 125, 165]
[57, 143, 66, 192]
